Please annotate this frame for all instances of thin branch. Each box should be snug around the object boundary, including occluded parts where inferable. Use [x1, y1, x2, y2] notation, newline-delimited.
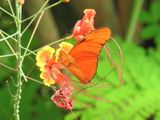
[22, 0, 49, 23]
[0, 62, 16, 71]
[26, 76, 44, 85]
[21, 13, 39, 35]
[0, 7, 17, 19]
[7, 0, 15, 16]
[7, 0, 17, 26]
[1, 30, 17, 39]
[0, 54, 15, 58]
[21, 12, 44, 62]
[25, 36, 71, 57]
[21, 0, 50, 35]
[0, 31, 18, 58]
[20, 69, 28, 82]
[44, 0, 62, 11]
[21, 46, 37, 55]
[0, 30, 36, 56]
[22, 0, 62, 23]
[0, 32, 18, 42]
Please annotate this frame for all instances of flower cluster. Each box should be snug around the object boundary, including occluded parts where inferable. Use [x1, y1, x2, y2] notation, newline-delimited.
[36, 42, 73, 87]
[36, 42, 74, 109]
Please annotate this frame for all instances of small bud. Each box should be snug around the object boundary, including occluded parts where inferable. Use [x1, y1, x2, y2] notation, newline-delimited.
[18, 0, 25, 5]
[61, 0, 70, 3]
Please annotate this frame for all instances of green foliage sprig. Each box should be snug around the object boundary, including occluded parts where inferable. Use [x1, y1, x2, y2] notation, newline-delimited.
[140, 2, 160, 46]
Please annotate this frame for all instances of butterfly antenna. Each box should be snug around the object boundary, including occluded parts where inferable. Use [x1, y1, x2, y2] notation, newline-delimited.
[104, 46, 124, 84]
[110, 37, 124, 64]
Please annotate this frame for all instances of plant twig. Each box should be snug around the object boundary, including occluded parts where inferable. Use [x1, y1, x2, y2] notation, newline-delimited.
[0, 31, 35, 55]
[0, 7, 17, 19]
[20, 69, 28, 82]
[22, 0, 62, 23]
[25, 36, 71, 57]
[0, 31, 18, 58]
[7, 0, 17, 26]
[0, 54, 15, 58]
[21, 0, 49, 35]
[0, 62, 16, 71]
[26, 76, 44, 85]
[22, 0, 49, 23]
[0, 32, 18, 42]
[21, 12, 44, 62]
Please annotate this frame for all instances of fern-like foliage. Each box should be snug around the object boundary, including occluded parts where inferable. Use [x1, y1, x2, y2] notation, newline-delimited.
[64, 39, 160, 120]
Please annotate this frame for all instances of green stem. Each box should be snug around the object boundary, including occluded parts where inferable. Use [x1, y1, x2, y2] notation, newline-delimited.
[14, 1, 22, 120]
[0, 54, 15, 58]
[126, 0, 144, 42]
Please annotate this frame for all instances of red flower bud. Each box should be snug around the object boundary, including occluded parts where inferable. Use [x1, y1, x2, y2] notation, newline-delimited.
[18, 0, 25, 5]
[72, 9, 96, 41]
[61, 0, 70, 3]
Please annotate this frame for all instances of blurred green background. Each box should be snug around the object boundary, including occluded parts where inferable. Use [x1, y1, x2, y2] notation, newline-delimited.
[0, 0, 160, 120]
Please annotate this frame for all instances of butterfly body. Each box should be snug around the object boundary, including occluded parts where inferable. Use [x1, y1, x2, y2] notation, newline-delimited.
[59, 27, 111, 84]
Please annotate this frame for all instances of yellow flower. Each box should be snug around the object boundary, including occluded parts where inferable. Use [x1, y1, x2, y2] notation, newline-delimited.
[55, 42, 73, 62]
[36, 46, 56, 86]
[36, 46, 55, 68]
[36, 42, 72, 87]
[40, 72, 55, 86]
[59, 42, 73, 53]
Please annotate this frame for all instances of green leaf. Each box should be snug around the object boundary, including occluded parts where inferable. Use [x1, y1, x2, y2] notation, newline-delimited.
[141, 24, 159, 40]
[140, 10, 153, 23]
[155, 30, 160, 45]
[150, 2, 160, 22]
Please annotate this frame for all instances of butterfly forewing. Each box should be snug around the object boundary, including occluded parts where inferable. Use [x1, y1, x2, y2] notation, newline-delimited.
[67, 27, 111, 83]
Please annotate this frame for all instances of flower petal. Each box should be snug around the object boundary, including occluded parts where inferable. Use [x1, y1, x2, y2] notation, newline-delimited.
[40, 72, 55, 86]
[55, 42, 73, 62]
[36, 46, 55, 68]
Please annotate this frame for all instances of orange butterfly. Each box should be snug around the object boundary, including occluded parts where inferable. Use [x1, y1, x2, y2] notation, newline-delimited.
[59, 27, 111, 84]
